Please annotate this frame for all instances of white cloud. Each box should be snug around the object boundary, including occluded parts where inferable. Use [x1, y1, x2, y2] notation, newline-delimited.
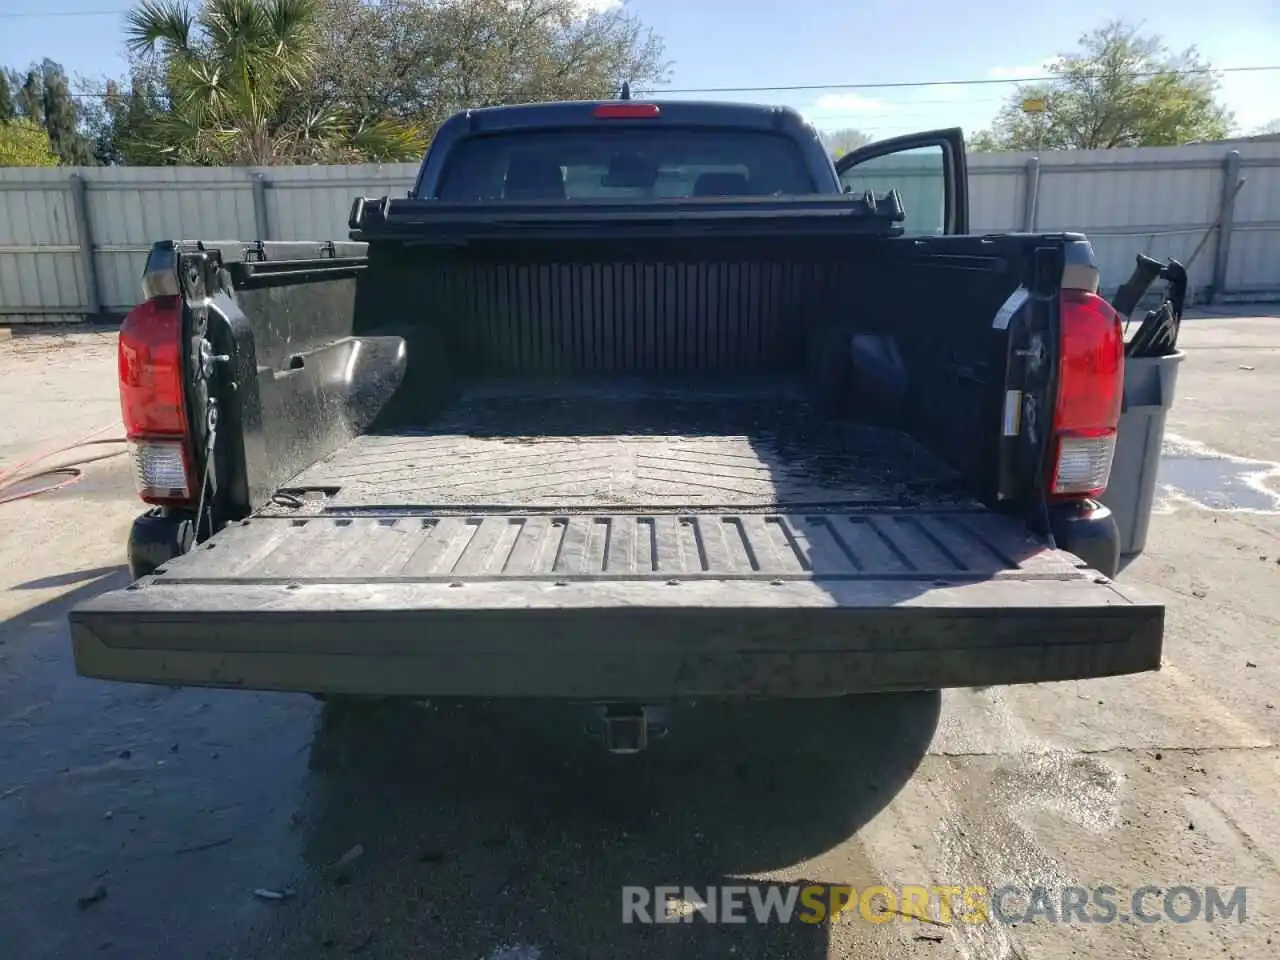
[808, 93, 885, 114]
[572, 0, 621, 12]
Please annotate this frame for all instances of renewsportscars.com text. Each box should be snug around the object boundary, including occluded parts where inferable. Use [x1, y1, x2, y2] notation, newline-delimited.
[621, 884, 1248, 926]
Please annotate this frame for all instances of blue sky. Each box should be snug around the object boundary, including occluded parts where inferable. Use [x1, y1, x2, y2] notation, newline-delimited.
[3, 0, 1278, 139]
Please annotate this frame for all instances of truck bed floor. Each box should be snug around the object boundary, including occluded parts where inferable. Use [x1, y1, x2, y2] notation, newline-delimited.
[283, 379, 975, 511]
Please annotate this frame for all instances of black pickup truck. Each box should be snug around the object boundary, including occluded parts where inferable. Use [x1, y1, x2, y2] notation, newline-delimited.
[72, 100, 1162, 748]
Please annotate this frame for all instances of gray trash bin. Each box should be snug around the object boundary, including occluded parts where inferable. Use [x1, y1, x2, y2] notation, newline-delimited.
[1099, 350, 1184, 556]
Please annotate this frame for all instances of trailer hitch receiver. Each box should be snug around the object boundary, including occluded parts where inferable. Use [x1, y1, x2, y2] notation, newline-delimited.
[587, 703, 669, 754]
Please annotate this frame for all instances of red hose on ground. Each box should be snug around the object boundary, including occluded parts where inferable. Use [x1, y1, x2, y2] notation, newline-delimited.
[0, 427, 129, 506]
[0, 423, 116, 488]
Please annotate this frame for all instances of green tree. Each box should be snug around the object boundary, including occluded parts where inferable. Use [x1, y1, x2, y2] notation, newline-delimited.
[0, 73, 13, 122]
[17, 70, 42, 121]
[310, 0, 669, 137]
[0, 117, 59, 166]
[39, 60, 97, 165]
[79, 60, 173, 165]
[125, 0, 424, 164]
[1254, 118, 1280, 136]
[971, 21, 1231, 151]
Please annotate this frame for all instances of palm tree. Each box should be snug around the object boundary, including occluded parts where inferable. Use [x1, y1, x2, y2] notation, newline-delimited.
[125, 0, 424, 164]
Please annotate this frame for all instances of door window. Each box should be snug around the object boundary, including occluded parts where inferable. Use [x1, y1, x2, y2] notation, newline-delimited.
[839, 144, 947, 236]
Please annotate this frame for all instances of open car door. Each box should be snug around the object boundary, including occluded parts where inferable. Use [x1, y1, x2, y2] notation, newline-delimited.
[835, 128, 968, 236]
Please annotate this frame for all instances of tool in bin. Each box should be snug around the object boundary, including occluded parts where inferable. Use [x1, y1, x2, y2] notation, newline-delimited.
[1110, 254, 1188, 359]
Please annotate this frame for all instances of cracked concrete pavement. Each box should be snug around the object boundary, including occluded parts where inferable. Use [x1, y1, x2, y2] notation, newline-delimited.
[0, 311, 1278, 959]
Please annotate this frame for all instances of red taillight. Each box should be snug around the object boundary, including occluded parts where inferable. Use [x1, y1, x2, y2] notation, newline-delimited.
[118, 295, 193, 503]
[593, 103, 661, 119]
[1049, 289, 1124, 500]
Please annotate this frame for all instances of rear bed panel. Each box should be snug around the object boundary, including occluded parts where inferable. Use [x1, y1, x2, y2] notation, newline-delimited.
[71, 508, 1163, 697]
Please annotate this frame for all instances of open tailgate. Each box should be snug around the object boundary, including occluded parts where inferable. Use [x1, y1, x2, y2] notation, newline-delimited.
[70, 509, 1163, 698]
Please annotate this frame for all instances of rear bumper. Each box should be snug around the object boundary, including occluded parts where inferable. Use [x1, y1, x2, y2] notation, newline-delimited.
[70, 576, 1164, 698]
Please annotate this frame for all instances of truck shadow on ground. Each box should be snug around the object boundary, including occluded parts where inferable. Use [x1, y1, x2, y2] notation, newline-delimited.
[276, 691, 941, 958]
[13, 565, 128, 591]
[0, 571, 319, 960]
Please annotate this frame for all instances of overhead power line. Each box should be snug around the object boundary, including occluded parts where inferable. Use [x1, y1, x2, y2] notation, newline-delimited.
[1, 9, 1278, 96]
[637, 64, 1280, 95]
[62, 62, 1280, 100]
[0, 7, 129, 17]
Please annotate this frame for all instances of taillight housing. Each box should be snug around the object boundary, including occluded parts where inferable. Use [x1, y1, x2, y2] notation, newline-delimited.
[1049, 289, 1124, 500]
[118, 295, 194, 504]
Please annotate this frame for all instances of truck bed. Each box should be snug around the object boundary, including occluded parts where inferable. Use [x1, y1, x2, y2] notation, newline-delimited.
[74, 222, 1163, 700]
[280, 379, 976, 512]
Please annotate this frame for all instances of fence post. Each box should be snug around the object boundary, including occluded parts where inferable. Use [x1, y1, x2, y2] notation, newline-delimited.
[68, 172, 102, 319]
[251, 172, 271, 241]
[1021, 155, 1040, 232]
[1210, 149, 1241, 304]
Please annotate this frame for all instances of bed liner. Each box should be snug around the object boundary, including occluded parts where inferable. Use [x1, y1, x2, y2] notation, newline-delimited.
[279, 378, 977, 513]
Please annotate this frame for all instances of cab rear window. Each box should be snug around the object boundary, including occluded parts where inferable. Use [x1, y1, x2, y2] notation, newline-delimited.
[435, 128, 816, 201]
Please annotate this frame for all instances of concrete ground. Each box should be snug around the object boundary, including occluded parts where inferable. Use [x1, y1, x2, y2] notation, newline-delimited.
[0, 311, 1278, 959]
